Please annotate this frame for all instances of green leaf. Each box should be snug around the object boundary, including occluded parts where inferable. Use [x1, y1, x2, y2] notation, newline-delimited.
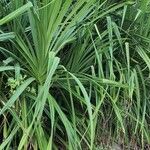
[0, 32, 15, 41]
[0, 2, 33, 25]
[0, 77, 35, 115]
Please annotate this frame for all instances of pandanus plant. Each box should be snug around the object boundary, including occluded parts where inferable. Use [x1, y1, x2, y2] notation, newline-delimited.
[0, 0, 134, 149]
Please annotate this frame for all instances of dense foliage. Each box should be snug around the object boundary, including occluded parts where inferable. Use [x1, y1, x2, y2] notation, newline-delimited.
[0, 0, 150, 149]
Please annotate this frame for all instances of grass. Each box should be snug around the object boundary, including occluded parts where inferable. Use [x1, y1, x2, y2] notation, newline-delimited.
[0, 0, 150, 149]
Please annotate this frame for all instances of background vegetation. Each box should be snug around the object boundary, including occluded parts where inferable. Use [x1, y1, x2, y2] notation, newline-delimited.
[0, 0, 150, 149]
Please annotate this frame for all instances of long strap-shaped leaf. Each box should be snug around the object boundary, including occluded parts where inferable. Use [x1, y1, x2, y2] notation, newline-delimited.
[47, 94, 77, 150]
[18, 52, 60, 150]
[0, 77, 35, 115]
[0, 126, 19, 150]
[0, 1, 33, 25]
[0, 66, 15, 72]
[68, 72, 94, 150]
[0, 32, 15, 41]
